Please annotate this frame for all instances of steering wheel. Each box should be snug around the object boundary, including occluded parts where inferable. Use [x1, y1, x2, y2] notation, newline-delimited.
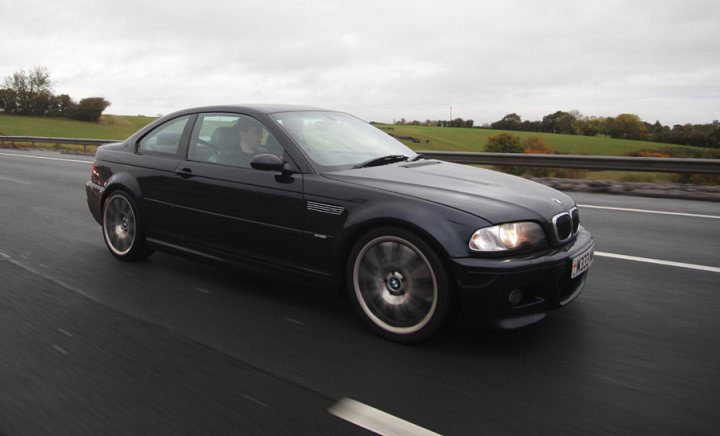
[193, 138, 221, 162]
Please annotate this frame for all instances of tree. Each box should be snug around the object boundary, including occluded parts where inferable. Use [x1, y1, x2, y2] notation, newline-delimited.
[0, 88, 15, 113]
[606, 114, 647, 140]
[540, 110, 578, 134]
[451, 117, 466, 128]
[555, 112, 578, 134]
[72, 97, 111, 122]
[48, 94, 76, 117]
[520, 120, 542, 132]
[491, 113, 522, 130]
[1, 67, 54, 115]
[576, 116, 602, 136]
[541, 111, 565, 133]
[1, 67, 110, 122]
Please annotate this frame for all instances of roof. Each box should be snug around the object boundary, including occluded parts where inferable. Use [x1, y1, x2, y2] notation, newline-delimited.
[173, 104, 332, 116]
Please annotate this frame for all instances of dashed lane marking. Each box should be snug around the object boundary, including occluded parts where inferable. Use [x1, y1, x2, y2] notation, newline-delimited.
[579, 204, 720, 219]
[282, 317, 304, 325]
[242, 394, 269, 408]
[595, 251, 720, 273]
[329, 398, 441, 436]
[52, 345, 69, 355]
[0, 151, 92, 164]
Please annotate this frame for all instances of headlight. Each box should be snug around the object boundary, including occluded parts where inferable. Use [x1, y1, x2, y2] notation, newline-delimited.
[469, 222, 546, 252]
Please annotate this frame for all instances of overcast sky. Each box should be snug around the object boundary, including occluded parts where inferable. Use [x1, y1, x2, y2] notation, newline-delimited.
[2, 0, 719, 125]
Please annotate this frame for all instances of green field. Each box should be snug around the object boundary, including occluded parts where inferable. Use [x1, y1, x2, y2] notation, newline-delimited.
[0, 114, 155, 140]
[375, 123, 705, 156]
[0, 113, 710, 158]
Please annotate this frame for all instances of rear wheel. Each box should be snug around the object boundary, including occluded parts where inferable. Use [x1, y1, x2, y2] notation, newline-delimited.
[102, 191, 152, 260]
[347, 227, 453, 343]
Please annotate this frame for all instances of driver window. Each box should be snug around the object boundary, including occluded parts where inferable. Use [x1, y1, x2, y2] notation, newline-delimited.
[188, 113, 282, 169]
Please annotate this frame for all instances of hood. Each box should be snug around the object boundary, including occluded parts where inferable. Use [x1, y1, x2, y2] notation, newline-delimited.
[324, 160, 575, 224]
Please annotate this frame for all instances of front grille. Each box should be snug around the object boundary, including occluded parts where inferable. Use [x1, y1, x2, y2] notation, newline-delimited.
[552, 207, 580, 243]
[571, 207, 580, 233]
[554, 214, 572, 241]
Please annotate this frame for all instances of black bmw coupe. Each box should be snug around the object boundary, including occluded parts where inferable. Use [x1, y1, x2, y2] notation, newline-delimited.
[86, 105, 594, 342]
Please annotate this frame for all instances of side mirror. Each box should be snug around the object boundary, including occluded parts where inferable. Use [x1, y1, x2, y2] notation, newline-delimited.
[250, 153, 293, 173]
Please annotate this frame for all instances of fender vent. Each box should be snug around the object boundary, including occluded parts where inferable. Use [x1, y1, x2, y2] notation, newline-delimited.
[307, 201, 344, 215]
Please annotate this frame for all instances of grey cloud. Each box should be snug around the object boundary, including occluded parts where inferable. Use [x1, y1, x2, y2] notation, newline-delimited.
[1, 0, 718, 124]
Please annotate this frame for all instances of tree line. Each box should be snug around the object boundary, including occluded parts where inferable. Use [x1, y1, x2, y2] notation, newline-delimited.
[393, 110, 720, 149]
[394, 118, 475, 128]
[0, 67, 110, 122]
[490, 111, 720, 149]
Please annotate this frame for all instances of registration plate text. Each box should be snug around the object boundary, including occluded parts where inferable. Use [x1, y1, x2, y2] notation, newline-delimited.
[571, 247, 594, 279]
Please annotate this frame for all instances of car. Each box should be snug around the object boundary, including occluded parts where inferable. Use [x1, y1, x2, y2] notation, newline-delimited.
[85, 104, 594, 343]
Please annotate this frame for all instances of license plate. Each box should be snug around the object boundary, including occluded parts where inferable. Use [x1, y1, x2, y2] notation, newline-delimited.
[571, 247, 594, 279]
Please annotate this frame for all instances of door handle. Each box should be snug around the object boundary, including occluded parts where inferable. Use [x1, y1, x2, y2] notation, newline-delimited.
[175, 167, 193, 178]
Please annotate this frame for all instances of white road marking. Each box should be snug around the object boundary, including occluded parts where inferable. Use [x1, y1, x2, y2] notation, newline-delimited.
[579, 204, 720, 220]
[595, 251, 720, 273]
[242, 394, 269, 408]
[283, 317, 304, 325]
[58, 328, 73, 337]
[0, 174, 32, 184]
[329, 398, 441, 436]
[0, 151, 91, 164]
[52, 345, 68, 355]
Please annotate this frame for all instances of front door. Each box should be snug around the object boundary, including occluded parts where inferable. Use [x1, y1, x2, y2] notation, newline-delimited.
[172, 113, 305, 269]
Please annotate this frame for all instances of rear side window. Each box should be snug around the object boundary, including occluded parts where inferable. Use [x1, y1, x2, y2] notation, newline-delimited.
[138, 116, 190, 155]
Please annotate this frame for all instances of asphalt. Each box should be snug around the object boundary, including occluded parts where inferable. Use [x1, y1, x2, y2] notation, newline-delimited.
[1, 150, 719, 435]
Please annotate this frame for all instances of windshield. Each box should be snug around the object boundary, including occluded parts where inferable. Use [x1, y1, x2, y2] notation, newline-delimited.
[270, 111, 417, 171]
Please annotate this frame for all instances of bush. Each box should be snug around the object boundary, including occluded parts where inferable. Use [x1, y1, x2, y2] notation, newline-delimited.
[521, 136, 554, 177]
[72, 97, 111, 122]
[521, 136, 553, 154]
[485, 132, 523, 153]
[627, 150, 673, 158]
[484, 133, 523, 175]
[671, 174, 720, 185]
[626, 147, 719, 159]
[549, 168, 588, 179]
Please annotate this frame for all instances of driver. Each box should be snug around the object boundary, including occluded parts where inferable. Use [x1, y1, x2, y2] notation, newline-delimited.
[222, 120, 263, 168]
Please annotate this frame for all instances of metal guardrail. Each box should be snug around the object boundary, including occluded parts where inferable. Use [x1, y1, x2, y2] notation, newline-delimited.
[0, 136, 718, 175]
[0, 136, 115, 146]
[0, 136, 116, 154]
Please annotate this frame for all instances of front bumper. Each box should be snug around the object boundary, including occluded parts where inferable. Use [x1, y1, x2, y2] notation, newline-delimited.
[85, 181, 104, 225]
[450, 227, 594, 328]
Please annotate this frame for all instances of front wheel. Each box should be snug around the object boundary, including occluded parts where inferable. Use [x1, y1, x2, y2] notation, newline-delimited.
[347, 227, 454, 343]
[102, 191, 152, 261]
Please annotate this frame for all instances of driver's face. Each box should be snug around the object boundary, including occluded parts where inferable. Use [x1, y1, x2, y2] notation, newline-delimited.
[241, 127, 262, 150]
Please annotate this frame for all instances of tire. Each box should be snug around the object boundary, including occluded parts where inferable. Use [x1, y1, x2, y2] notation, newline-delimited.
[346, 227, 453, 343]
[102, 190, 152, 261]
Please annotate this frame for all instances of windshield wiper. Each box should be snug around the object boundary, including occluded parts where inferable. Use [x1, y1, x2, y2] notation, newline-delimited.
[353, 154, 410, 169]
[408, 153, 424, 162]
